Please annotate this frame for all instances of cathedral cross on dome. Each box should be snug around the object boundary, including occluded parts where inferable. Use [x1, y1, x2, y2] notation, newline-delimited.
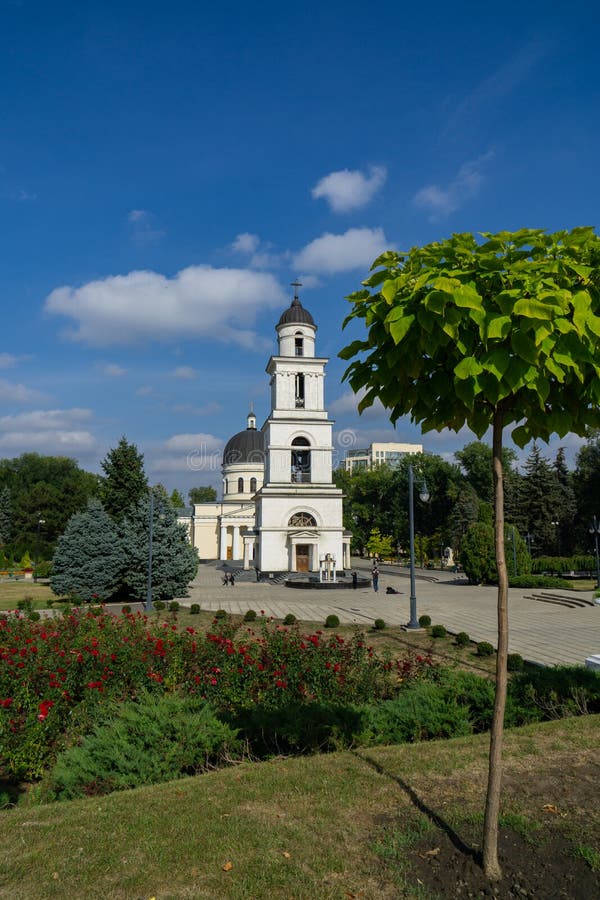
[291, 279, 303, 301]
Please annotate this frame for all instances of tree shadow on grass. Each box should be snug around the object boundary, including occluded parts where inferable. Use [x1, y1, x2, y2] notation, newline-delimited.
[355, 750, 480, 863]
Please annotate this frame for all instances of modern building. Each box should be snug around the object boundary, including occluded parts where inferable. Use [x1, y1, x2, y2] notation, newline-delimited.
[344, 441, 423, 473]
[180, 289, 351, 574]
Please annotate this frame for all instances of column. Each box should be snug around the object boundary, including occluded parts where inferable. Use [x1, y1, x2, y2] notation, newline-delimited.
[232, 526, 240, 560]
[243, 538, 251, 570]
[219, 525, 228, 560]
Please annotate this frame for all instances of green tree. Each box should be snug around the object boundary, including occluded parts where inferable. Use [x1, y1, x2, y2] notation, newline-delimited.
[455, 442, 516, 505]
[100, 437, 148, 521]
[449, 484, 480, 554]
[461, 522, 529, 584]
[170, 488, 185, 508]
[341, 227, 600, 880]
[365, 527, 394, 559]
[51, 499, 124, 601]
[573, 430, 600, 551]
[188, 486, 217, 504]
[552, 447, 576, 555]
[0, 486, 10, 546]
[120, 488, 198, 603]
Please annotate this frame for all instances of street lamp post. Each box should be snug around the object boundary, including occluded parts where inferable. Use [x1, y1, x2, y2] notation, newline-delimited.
[146, 491, 155, 612]
[406, 464, 430, 629]
[589, 516, 600, 589]
[34, 513, 45, 581]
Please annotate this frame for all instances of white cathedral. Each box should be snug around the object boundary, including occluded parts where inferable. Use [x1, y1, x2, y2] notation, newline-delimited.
[180, 289, 351, 575]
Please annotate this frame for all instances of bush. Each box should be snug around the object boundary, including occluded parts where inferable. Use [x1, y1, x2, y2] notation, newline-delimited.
[189, 603, 200, 615]
[455, 631, 470, 647]
[418, 615, 431, 628]
[373, 618, 386, 630]
[507, 653, 524, 672]
[476, 641, 494, 657]
[27, 611, 41, 622]
[510, 665, 600, 719]
[17, 597, 33, 612]
[47, 694, 240, 800]
[509, 575, 572, 590]
[153, 600, 165, 611]
[357, 682, 473, 745]
[283, 613, 297, 626]
[214, 609, 228, 620]
[244, 609, 257, 622]
[461, 522, 530, 584]
[431, 624, 446, 638]
[168, 601, 179, 612]
[121, 605, 131, 614]
[325, 614, 340, 628]
[231, 702, 366, 756]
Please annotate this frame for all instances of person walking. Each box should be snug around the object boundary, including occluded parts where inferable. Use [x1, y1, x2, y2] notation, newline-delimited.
[352, 571, 358, 589]
[371, 565, 379, 593]
[229, 572, 235, 587]
[222, 572, 229, 586]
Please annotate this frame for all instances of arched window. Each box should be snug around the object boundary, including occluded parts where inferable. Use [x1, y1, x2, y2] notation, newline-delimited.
[288, 512, 317, 527]
[224, 479, 228, 494]
[291, 437, 311, 483]
[294, 331, 304, 357]
[250, 477, 257, 493]
[295, 373, 305, 407]
[237, 477, 244, 493]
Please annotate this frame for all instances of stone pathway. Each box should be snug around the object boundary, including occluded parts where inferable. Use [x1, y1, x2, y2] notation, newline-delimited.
[177, 559, 600, 668]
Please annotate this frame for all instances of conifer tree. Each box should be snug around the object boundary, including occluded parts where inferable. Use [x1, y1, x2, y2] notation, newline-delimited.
[100, 437, 148, 521]
[51, 499, 124, 601]
[0, 486, 11, 546]
[552, 447, 576, 555]
[170, 488, 185, 508]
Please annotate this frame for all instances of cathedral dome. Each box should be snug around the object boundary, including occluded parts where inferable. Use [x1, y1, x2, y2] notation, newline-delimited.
[222, 427, 265, 466]
[277, 296, 315, 328]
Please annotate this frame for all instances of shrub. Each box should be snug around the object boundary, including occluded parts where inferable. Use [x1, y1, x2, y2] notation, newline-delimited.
[283, 613, 297, 626]
[373, 618, 386, 630]
[47, 694, 240, 800]
[214, 609, 228, 620]
[510, 665, 600, 719]
[27, 611, 41, 622]
[325, 614, 340, 628]
[455, 631, 470, 647]
[244, 609, 257, 622]
[189, 603, 200, 615]
[418, 615, 431, 628]
[509, 575, 572, 590]
[507, 653, 524, 672]
[153, 600, 165, 611]
[231, 702, 366, 756]
[121, 605, 131, 614]
[431, 624, 446, 638]
[168, 601, 180, 612]
[357, 682, 473, 745]
[17, 597, 33, 612]
[476, 641, 494, 657]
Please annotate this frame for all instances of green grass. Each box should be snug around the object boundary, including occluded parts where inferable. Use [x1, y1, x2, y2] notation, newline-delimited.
[0, 582, 58, 610]
[575, 845, 600, 871]
[2, 716, 599, 899]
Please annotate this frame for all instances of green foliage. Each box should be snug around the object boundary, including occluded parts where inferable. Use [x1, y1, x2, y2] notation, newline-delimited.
[531, 555, 595, 575]
[214, 609, 227, 620]
[510, 666, 600, 718]
[153, 600, 165, 611]
[169, 489, 185, 509]
[509, 575, 572, 589]
[418, 615, 431, 627]
[430, 624, 446, 638]
[373, 618, 386, 630]
[357, 682, 473, 744]
[0, 486, 11, 546]
[34, 560, 53, 578]
[366, 528, 394, 560]
[455, 631, 470, 647]
[17, 597, 33, 612]
[51, 499, 124, 602]
[477, 641, 495, 657]
[461, 522, 530, 584]
[574, 431, 600, 551]
[325, 614, 340, 628]
[190, 603, 200, 615]
[283, 613, 297, 626]
[188, 486, 217, 504]
[455, 442, 517, 505]
[100, 437, 148, 521]
[48, 694, 240, 799]
[244, 609, 257, 622]
[119, 489, 198, 603]
[19, 551, 32, 569]
[27, 611, 40, 622]
[168, 601, 180, 612]
[231, 702, 367, 756]
[507, 653, 525, 672]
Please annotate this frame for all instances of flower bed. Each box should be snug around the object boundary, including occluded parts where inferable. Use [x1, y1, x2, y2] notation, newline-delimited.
[0, 610, 432, 779]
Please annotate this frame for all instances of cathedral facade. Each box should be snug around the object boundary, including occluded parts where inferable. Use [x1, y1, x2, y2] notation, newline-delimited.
[181, 291, 350, 574]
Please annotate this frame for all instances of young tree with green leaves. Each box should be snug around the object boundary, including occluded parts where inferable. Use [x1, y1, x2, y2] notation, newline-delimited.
[341, 227, 600, 881]
[188, 485, 217, 504]
[120, 488, 199, 604]
[170, 488, 185, 509]
[100, 437, 148, 521]
[51, 499, 124, 601]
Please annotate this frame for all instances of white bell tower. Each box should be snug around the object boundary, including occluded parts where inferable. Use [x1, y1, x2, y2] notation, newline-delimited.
[255, 283, 345, 574]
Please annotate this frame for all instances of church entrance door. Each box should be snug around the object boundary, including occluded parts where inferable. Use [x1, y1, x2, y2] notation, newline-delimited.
[226, 546, 233, 560]
[296, 545, 310, 572]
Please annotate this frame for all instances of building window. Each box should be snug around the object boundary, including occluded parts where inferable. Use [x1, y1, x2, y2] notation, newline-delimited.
[250, 477, 257, 492]
[291, 437, 311, 483]
[295, 333, 304, 356]
[288, 512, 317, 527]
[295, 373, 305, 408]
[224, 479, 228, 494]
[238, 477, 244, 493]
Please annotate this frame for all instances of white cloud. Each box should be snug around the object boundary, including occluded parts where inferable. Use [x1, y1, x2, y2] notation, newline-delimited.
[293, 227, 390, 275]
[0, 379, 47, 403]
[413, 150, 494, 220]
[165, 433, 224, 453]
[0, 353, 18, 369]
[312, 165, 387, 212]
[45, 266, 286, 348]
[150, 432, 225, 475]
[231, 232, 260, 254]
[170, 366, 197, 380]
[0, 408, 97, 455]
[96, 362, 127, 377]
[330, 387, 386, 419]
[172, 402, 221, 415]
[136, 386, 153, 396]
[127, 209, 165, 246]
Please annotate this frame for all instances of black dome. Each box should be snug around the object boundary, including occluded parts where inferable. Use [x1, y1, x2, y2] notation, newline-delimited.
[222, 428, 265, 465]
[277, 297, 316, 328]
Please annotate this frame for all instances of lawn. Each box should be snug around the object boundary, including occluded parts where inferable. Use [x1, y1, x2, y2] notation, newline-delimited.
[0, 581, 57, 610]
[1, 715, 598, 898]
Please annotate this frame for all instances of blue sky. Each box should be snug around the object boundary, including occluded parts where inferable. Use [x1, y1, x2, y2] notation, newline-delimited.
[1, 0, 599, 496]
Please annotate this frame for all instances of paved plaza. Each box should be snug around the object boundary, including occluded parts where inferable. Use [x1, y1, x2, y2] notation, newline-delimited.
[177, 558, 600, 668]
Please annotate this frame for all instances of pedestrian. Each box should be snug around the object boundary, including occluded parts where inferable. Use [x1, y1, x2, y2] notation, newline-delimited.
[222, 572, 229, 586]
[371, 565, 379, 593]
[255, 566, 261, 582]
[352, 571, 358, 589]
[229, 572, 235, 587]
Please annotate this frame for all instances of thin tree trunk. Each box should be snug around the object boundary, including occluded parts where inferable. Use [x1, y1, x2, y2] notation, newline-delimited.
[482, 409, 509, 881]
